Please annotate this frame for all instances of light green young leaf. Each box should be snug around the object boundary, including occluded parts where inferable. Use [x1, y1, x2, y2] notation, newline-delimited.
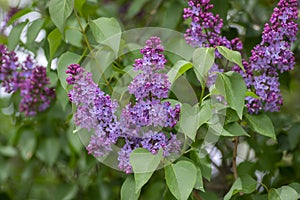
[215, 71, 247, 119]
[167, 60, 193, 84]
[121, 175, 141, 200]
[244, 113, 276, 139]
[165, 160, 197, 200]
[49, 0, 74, 34]
[57, 52, 81, 90]
[179, 103, 200, 141]
[192, 47, 215, 85]
[224, 175, 257, 200]
[47, 28, 62, 59]
[268, 186, 298, 200]
[223, 122, 249, 137]
[130, 148, 163, 192]
[289, 182, 300, 199]
[89, 17, 121, 56]
[216, 46, 245, 71]
[8, 21, 28, 50]
[26, 18, 45, 44]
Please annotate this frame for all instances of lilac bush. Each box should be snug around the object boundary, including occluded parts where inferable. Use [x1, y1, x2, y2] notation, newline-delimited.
[0, 44, 55, 116]
[66, 37, 182, 173]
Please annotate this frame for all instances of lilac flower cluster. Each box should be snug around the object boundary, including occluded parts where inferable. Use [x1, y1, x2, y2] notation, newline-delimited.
[183, 0, 243, 88]
[245, 0, 298, 113]
[66, 64, 120, 157]
[184, 0, 298, 114]
[183, 0, 242, 51]
[0, 44, 55, 116]
[0, 7, 20, 34]
[66, 37, 182, 173]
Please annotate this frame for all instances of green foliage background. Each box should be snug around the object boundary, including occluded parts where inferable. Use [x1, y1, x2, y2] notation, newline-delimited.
[0, 0, 300, 199]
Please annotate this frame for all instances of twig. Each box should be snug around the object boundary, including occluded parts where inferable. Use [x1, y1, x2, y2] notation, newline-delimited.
[233, 136, 239, 180]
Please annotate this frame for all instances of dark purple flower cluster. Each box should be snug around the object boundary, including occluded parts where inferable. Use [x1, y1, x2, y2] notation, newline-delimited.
[1, 7, 21, 34]
[66, 37, 182, 173]
[183, 0, 243, 88]
[0, 44, 55, 116]
[184, 0, 298, 114]
[245, 0, 298, 113]
[183, 0, 242, 51]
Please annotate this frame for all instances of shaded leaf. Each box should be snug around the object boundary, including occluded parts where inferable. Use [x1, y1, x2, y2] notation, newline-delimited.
[121, 175, 140, 200]
[8, 21, 28, 50]
[224, 175, 257, 200]
[244, 113, 276, 139]
[47, 28, 62, 59]
[216, 46, 244, 71]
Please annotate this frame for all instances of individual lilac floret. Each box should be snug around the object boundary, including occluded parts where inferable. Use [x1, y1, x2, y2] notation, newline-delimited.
[66, 64, 120, 157]
[247, 0, 298, 113]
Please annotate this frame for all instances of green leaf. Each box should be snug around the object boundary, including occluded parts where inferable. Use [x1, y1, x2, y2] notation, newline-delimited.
[57, 52, 81, 90]
[8, 21, 28, 50]
[244, 113, 276, 139]
[216, 46, 244, 71]
[190, 150, 212, 181]
[74, 0, 85, 15]
[223, 122, 249, 137]
[89, 17, 121, 56]
[167, 60, 193, 84]
[0, 146, 18, 157]
[194, 167, 204, 191]
[121, 175, 141, 200]
[26, 18, 45, 44]
[125, 0, 150, 19]
[55, 184, 78, 200]
[7, 8, 32, 26]
[192, 47, 215, 85]
[179, 103, 200, 141]
[36, 137, 60, 166]
[215, 71, 247, 119]
[47, 28, 62, 59]
[130, 148, 163, 192]
[224, 175, 257, 200]
[17, 129, 36, 161]
[165, 160, 197, 200]
[49, 0, 74, 34]
[198, 100, 213, 127]
[289, 183, 300, 199]
[268, 186, 298, 200]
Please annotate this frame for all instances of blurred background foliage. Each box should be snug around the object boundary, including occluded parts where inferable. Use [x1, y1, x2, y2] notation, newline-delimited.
[0, 0, 300, 199]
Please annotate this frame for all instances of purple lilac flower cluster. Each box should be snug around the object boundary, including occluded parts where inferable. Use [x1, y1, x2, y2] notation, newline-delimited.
[0, 7, 21, 34]
[66, 64, 120, 157]
[66, 37, 182, 174]
[245, 0, 298, 113]
[183, 0, 243, 88]
[184, 0, 298, 114]
[0, 44, 55, 116]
